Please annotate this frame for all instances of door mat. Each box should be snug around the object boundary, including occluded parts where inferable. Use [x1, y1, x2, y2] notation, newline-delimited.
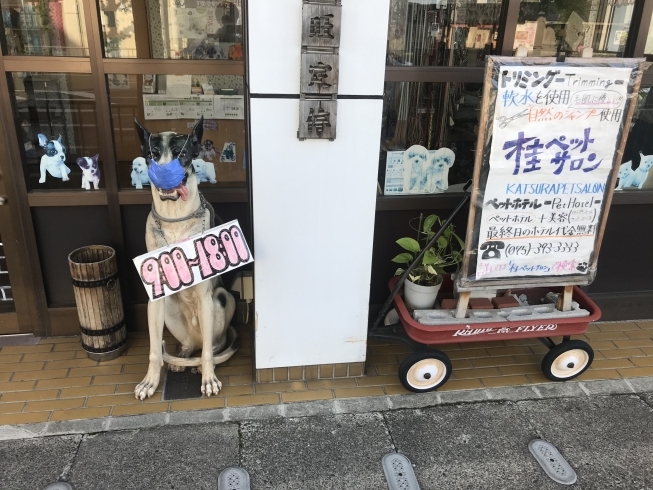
[162, 368, 204, 401]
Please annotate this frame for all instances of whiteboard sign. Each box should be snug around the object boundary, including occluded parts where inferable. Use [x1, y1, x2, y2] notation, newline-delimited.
[133, 220, 253, 301]
[458, 57, 643, 289]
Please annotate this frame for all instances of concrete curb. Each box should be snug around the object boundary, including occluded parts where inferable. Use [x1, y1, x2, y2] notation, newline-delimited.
[1, 376, 652, 441]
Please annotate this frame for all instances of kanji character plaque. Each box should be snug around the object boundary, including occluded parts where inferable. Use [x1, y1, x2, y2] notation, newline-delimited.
[299, 1, 341, 140]
[457, 56, 644, 290]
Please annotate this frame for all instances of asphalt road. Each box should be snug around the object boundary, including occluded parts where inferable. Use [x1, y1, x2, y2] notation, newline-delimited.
[2, 388, 653, 489]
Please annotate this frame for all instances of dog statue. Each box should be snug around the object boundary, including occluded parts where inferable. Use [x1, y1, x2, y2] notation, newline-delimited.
[38, 134, 71, 183]
[76, 155, 101, 190]
[131, 157, 150, 189]
[635, 152, 653, 189]
[192, 158, 217, 184]
[133, 116, 237, 400]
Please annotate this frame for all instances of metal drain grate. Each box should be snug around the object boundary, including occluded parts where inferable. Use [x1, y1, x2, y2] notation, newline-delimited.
[382, 453, 420, 490]
[162, 368, 204, 401]
[218, 467, 250, 490]
[529, 439, 577, 485]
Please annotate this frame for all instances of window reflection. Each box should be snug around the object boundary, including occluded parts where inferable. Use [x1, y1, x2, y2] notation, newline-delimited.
[386, 0, 501, 67]
[100, 0, 243, 59]
[515, 0, 634, 58]
[1, 0, 88, 56]
[10, 72, 101, 191]
[380, 81, 481, 191]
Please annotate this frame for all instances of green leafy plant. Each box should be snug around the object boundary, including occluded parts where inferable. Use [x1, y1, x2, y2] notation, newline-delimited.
[391, 213, 465, 286]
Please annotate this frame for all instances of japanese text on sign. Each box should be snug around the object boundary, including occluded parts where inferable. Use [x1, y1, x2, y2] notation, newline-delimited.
[133, 220, 253, 301]
[476, 64, 632, 281]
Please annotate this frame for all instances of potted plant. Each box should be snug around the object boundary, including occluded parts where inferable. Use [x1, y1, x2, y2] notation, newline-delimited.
[391, 213, 465, 311]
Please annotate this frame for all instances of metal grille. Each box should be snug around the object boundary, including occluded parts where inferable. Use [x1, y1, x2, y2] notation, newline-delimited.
[162, 369, 203, 401]
[529, 439, 577, 485]
[0, 239, 14, 305]
[382, 453, 420, 490]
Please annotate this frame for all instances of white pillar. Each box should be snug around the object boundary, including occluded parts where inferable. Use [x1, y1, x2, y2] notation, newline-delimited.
[248, 0, 390, 368]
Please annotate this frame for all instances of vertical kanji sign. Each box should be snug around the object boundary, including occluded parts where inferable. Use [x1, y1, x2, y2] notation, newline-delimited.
[458, 57, 643, 290]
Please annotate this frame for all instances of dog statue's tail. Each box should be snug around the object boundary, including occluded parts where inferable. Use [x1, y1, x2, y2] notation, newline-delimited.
[161, 325, 240, 367]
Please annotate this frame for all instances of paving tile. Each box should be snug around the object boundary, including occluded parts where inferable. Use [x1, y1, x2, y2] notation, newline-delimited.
[598, 322, 641, 332]
[218, 385, 254, 396]
[0, 389, 59, 402]
[486, 346, 534, 357]
[0, 344, 52, 354]
[318, 364, 334, 378]
[591, 358, 635, 369]
[115, 383, 157, 394]
[307, 378, 357, 390]
[481, 375, 531, 388]
[585, 331, 632, 342]
[498, 364, 541, 376]
[469, 356, 516, 368]
[0, 381, 36, 392]
[438, 378, 484, 391]
[614, 339, 653, 349]
[334, 363, 348, 377]
[635, 321, 653, 329]
[0, 402, 25, 414]
[258, 368, 273, 382]
[356, 375, 401, 387]
[227, 393, 280, 407]
[366, 354, 399, 365]
[37, 377, 92, 390]
[526, 372, 551, 384]
[0, 411, 51, 425]
[60, 385, 116, 398]
[334, 386, 385, 398]
[374, 363, 401, 375]
[583, 340, 617, 350]
[618, 366, 653, 377]
[254, 381, 306, 393]
[170, 397, 225, 411]
[215, 364, 253, 376]
[288, 367, 304, 380]
[100, 354, 149, 365]
[625, 330, 653, 340]
[305, 365, 318, 380]
[122, 363, 149, 374]
[52, 343, 84, 352]
[86, 394, 162, 407]
[282, 389, 333, 403]
[383, 385, 412, 395]
[44, 358, 98, 370]
[599, 348, 646, 359]
[228, 374, 254, 385]
[22, 351, 75, 362]
[25, 398, 85, 412]
[111, 402, 169, 416]
[92, 373, 148, 385]
[631, 357, 653, 367]
[0, 373, 9, 383]
[0, 354, 22, 363]
[453, 367, 501, 379]
[274, 367, 289, 381]
[446, 348, 489, 360]
[51, 407, 111, 421]
[12, 369, 68, 381]
[69, 365, 123, 378]
[38, 336, 79, 344]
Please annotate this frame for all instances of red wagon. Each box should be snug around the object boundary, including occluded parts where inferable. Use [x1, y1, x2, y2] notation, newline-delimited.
[368, 188, 602, 393]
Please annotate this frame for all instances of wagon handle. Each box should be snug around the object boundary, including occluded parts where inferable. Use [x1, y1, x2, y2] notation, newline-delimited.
[370, 180, 472, 333]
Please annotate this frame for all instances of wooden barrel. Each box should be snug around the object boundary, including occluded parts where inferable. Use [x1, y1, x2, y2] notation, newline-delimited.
[68, 246, 127, 361]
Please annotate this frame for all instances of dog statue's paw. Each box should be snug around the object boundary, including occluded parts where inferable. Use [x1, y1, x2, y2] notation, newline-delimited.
[168, 363, 186, 372]
[39, 177, 45, 183]
[134, 366, 161, 400]
[201, 366, 222, 397]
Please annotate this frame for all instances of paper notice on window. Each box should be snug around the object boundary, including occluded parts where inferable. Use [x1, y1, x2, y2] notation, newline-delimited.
[475, 65, 631, 281]
[165, 75, 192, 97]
[179, 95, 215, 119]
[143, 95, 180, 120]
[214, 95, 244, 119]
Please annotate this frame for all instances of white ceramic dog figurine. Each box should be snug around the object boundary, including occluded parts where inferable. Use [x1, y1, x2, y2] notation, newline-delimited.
[192, 158, 217, 184]
[133, 116, 237, 400]
[76, 155, 101, 190]
[424, 147, 455, 193]
[402, 145, 429, 194]
[634, 152, 653, 189]
[38, 134, 71, 183]
[131, 157, 150, 189]
[199, 139, 218, 161]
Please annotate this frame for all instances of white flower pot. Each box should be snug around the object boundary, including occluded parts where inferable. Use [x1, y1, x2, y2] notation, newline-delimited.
[404, 277, 442, 311]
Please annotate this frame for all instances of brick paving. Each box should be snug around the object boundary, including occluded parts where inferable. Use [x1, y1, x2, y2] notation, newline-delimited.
[0, 320, 651, 424]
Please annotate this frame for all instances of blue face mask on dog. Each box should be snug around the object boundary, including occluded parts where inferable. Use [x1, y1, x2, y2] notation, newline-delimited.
[147, 134, 190, 200]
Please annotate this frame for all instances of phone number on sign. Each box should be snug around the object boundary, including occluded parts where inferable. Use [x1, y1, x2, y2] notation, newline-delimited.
[505, 241, 580, 257]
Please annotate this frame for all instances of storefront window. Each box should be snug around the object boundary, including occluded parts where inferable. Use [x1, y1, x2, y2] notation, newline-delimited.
[514, 0, 634, 58]
[620, 87, 653, 190]
[99, 0, 243, 59]
[108, 73, 246, 189]
[386, 0, 502, 67]
[1, 0, 88, 56]
[0, 234, 15, 313]
[9, 72, 101, 191]
[380, 81, 481, 191]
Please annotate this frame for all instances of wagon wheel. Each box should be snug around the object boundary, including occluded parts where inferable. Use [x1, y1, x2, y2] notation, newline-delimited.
[398, 350, 452, 393]
[541, 340, 594, 382]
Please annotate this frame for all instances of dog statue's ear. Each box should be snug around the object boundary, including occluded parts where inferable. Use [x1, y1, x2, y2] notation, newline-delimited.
[57, 135, 63, 143]
[134, 118, 151, 154]
[92, 154, 100, 162]
[190, 116, 204, 158]
[38, 134, 48, 148]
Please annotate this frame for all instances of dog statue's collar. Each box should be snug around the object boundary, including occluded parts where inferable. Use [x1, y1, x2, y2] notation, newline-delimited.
[151, 193, 208, 223]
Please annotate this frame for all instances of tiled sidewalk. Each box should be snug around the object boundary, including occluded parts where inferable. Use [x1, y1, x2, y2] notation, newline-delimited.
[0, 320, 652, 425]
